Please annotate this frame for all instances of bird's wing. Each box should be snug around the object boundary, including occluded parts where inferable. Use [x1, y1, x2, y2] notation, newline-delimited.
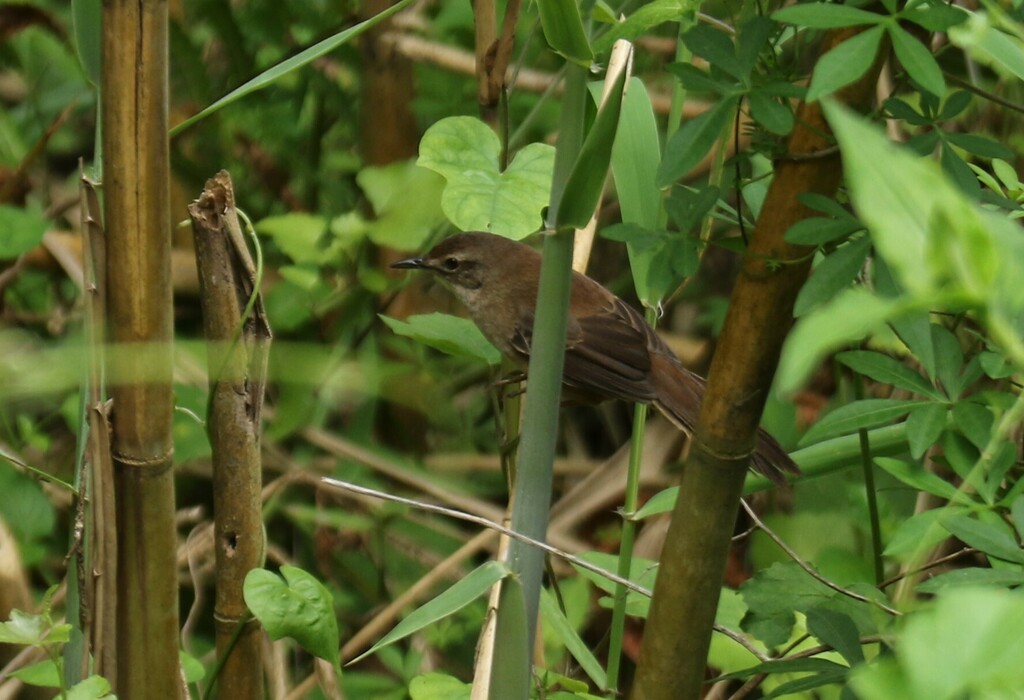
[509, 297, 658, 403]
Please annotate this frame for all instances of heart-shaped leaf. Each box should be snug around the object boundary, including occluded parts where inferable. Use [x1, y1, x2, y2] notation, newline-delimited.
[418, 117, 554, 239]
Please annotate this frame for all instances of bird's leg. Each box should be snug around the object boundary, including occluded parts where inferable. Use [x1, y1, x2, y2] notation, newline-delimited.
[491, 369, 527, 397]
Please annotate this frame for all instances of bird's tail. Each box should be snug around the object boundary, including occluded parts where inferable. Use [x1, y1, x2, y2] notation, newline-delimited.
[650, 355, 799, 486]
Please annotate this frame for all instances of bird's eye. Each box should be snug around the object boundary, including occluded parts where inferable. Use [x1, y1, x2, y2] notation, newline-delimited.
[442, 257, 460, 271]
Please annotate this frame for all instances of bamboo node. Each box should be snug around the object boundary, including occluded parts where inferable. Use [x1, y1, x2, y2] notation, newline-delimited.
[112, 448, 174, 469]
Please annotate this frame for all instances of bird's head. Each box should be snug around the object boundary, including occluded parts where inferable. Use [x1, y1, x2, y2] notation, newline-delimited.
[391, 232, 530, 294]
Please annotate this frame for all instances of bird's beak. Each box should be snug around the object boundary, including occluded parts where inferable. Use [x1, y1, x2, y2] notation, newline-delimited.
[390, 257, 428, 270]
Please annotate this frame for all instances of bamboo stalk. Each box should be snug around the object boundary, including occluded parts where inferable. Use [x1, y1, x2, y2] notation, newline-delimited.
[101, 0, 180, 696]
[630, 28, 886, 700]
[80, 171, 118, 683]
[189, 171, 270, 699]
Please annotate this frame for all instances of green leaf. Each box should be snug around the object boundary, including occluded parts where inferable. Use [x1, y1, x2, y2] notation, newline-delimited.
[609, 78, 662, 230]
[794, 236, 871, 316]
[1012, 494, 1024, 541]
[243, 565, 339, 662]
[778, 288, 902, 393]
[574, 551, 658, 603]
[766, 669, 851, 697]
[666, 63, 734, 95]
[951, 401, 993, 450]
[890, 314, 937, 383]
[0, 467, 57, 553]
[66, 675, 114, 700]
[932, 326, 964, 398]
[836, 350, 939, 398]
[806, 607, 864, 665]
[0, 610, 68, 646]
[940, 141, 983, 199]
[556, 66, 628, 229]
[353, 561, 508, 663]
[0, 206, 48, 259]
[875, 458, 973, 505]
[904, 402, 947, 459]
[180, 649, 206, 683]
[602, 225, 697, 307]
[950, 12, 1024, 82]
[800, 192, 858, 218]
[380, 313, 501, 365]
[740, 562, 879, 647]
[807, 26, 885, 102]
[255, 213, 329, 265]
[772, 4, 883, 29]
[736, 16, 774, 79]
[801, 399, 922, 445]
[409, 672, 472, 700]
[540, 588, 607, 688]
[10, 659, 61, 687]
[592, 0, 696, 56]
[358, 161, 447, 251]
[824, 102, 1024, 315]
[986, 441, 1018, 504]
[883, 97, 930, 125]
[945, 132, 1014, 160]
[748, 91, 794, 135]
[665, 185, 719, 234]
[682, 24, 744, 80]
[488, 574, 532, 699]
[901, 4, 968, 33]
[536, 0, 594, 65]
[170, 0, 415, 135]
[852, 589, 1024, 700]
[883, 509, 952, 562]
[993, 158, 1021, 190]
[718, 657, 850, 681]
[916, 567, 1024, 593]
[658, 96, 738, 186]
[889, 24, 946, 96]
[634, 487, 678, 519]
[418, 116, 555, 239]
[979, 350, 1014, 379]
[940, 513, 1024, 564]
[71, 0, 101, 88]
[784, 217, 862, 245]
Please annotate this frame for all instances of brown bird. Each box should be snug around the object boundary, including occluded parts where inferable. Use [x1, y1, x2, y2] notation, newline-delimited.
[392, 231, 798, 485]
